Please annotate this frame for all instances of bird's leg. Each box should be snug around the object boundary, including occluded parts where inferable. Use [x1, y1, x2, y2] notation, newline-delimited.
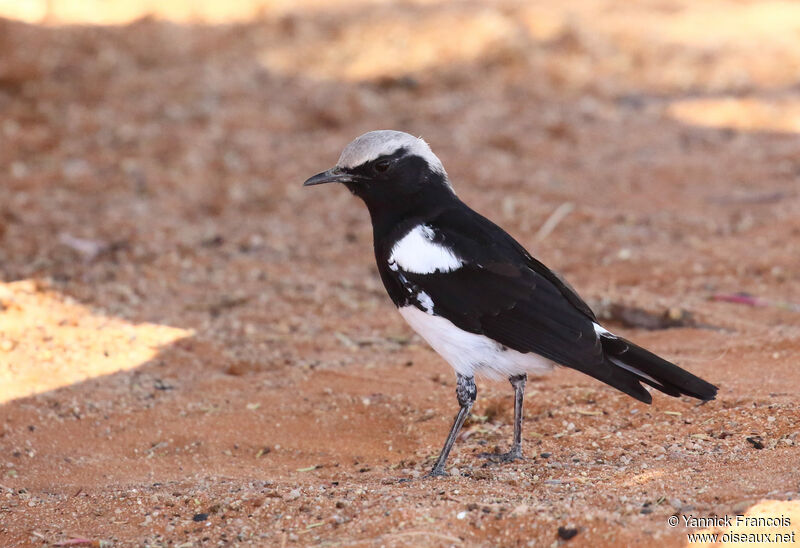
[508, 373, 527, 458]
[481, 373, 527, 463]
[425, 373, 476, 478]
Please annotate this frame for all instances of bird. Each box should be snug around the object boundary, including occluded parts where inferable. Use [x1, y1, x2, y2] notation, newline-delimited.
[303, 130, 718, 478]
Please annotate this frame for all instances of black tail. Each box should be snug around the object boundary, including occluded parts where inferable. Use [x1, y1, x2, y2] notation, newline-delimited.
[595, 332, 718, 404]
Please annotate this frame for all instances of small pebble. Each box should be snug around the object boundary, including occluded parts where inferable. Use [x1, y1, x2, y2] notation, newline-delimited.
[557, 526, 579, 540]
[746, 436, 764, 450]
[192, 513, 208, 522]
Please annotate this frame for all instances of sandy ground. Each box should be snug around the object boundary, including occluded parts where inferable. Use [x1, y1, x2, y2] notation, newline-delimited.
[1, 1, 799, 546]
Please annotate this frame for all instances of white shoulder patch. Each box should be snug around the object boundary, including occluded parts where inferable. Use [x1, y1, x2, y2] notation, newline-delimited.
[389, 225, 463, 274]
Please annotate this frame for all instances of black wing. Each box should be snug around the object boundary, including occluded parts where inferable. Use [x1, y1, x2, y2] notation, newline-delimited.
[397, 206, 601, 366]
[384, 205, 654, 402]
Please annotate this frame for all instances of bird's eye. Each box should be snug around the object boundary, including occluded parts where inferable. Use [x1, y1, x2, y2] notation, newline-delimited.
[374, 160, 391, 173]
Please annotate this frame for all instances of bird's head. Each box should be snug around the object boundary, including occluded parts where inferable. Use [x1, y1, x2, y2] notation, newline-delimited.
[303, 130, 454, 211]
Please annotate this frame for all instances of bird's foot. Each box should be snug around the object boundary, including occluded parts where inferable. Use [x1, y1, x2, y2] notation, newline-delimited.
[478, 447, 523, 464]
[422, 467, 449, 479]
[393, 467, 449, 483]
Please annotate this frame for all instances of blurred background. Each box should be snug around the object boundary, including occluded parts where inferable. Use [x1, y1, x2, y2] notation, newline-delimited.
[0, 1, 799, 546]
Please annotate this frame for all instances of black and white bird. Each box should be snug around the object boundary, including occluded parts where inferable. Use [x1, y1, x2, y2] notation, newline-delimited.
[304, 130, 717, 477]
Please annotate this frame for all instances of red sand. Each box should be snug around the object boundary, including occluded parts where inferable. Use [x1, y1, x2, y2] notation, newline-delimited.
[1, 2, 799, 546]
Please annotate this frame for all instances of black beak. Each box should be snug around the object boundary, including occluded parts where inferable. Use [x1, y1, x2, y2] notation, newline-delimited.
[303, 167, 355, 186]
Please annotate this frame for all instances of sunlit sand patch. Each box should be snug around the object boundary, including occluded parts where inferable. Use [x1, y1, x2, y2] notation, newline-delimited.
[0, 280, 192, 404]
[0, 0, 291, 23]
[619, 468, 666, 487]
[668, 96, 800, 133]
[647, 1, 800, 48]
[0, 0, 423, 24]
[259, 9, 518, 81]
[688, 499, 800, 548]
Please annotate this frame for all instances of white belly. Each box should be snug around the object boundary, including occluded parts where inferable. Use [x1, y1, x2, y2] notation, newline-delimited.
[398, 305, 555, 380]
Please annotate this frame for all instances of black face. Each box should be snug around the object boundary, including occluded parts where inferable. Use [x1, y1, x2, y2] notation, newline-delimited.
[303, 147, 453, 219]
[341, 149, 429, 199]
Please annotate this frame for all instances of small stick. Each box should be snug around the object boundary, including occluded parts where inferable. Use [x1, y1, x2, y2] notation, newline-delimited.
[53, 539, 99, 547]
[711, 293, 800, 312]
[534, 202, 574, 242]
[384, 531, 463, 543]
